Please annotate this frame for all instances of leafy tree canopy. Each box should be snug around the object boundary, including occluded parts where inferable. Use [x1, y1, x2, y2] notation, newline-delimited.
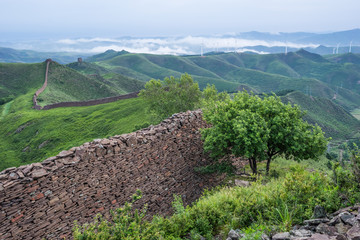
[201, 91, 329, 174]
[138, 73, 201, 122]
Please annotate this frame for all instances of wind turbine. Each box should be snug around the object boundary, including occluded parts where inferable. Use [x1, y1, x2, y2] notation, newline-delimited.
[349, 41, 353, 53]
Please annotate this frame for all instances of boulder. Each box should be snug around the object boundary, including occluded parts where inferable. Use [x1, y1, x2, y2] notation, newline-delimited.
[347, 225, 360, 240]
[272, 232, 291, 240]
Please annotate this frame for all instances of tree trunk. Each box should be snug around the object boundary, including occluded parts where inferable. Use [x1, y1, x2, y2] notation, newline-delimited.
[266, 157, 271, 175]
[249, 158, 257, 175]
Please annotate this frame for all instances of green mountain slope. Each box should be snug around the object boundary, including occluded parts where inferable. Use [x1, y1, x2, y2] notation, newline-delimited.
[21, 61, 143, 106]
[87, 50, 360, 111]
[282, 91, 360, 139]
[0, 62, 46, 103]
[67, 62, 145, 94]
[0, 93, 149, 171]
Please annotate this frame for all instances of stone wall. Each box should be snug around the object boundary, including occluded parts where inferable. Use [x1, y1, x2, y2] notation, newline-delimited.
[0, 110, 224, 239]
[32, 59, 139, 110]
[41, 91, 139, 110]
[33, 59, 51, 110]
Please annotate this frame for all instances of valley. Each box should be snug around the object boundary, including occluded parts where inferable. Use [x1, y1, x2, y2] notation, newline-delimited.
[1, 50, 360, 171]
[1, 49, 360, 239]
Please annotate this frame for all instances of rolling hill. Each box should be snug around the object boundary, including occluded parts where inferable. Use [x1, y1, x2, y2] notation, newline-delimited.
[0, 92, 149, 171]
[0, 62, 46, 104]
[87, 49, 360, 111]
[281, 91, 360, 139]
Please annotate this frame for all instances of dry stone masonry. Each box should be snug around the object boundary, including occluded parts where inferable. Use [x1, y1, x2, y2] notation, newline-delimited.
[0, 110, 224, 239]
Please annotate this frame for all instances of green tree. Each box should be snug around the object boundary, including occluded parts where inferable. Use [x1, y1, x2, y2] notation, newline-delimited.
[201, 91, 328, 174]
[138, 73, 201, 122]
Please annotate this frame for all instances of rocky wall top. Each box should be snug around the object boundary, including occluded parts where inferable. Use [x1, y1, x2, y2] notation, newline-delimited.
[0, 110, 224, 239]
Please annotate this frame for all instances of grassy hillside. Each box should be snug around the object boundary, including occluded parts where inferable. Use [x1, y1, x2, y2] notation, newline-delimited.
[0, 62, 46, 103]
[67, 62, 145, 94]
[0, 93, 150, 171]
[87, 50, 360, 110]
[282, 91, 360, 139]
[35, 61, 144, 106]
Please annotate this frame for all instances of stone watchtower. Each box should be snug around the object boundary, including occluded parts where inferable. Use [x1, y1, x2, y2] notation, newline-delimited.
[78, 58, 83, 64]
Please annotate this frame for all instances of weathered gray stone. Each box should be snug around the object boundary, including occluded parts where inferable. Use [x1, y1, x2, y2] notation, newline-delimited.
[310, 233, 331, 240]
[347, 225, 360, 240]
[57, 150, 74, 158]
[0, 174, 8, 180]
[328, 216, 340, 226]
[304, 218, 330, 226]
[31, 168, 48, 179]
[291, 229, 313, 237]
[21, 164, 33, 175]
[316, 223, 337, 236]
[273, 232, 291, 240]
[234, 179, 250, 187]
[9, 172, 19, 180]
[339, 212, 355, 225]
[16, 171, 24, 178]
[261, 233, 270, 240]
[335, 222, 351, 235]
[227, 229, 240, 239]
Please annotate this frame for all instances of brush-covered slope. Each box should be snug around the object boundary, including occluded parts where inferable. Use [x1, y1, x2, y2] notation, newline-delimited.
[282, 91, 360, 139]
[0, 62, 46, 104]
[0, 93, 150, 171]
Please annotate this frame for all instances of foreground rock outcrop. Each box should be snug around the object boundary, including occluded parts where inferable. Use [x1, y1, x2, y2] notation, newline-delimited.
[0, 110, 224, 239]
[226, 205, 360, 240]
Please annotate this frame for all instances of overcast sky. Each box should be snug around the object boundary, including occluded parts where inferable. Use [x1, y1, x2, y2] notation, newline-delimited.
[1, 0, 359, 39]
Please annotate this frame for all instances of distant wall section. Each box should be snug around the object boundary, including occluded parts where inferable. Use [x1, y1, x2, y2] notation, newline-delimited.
[32, 59, 139, 110]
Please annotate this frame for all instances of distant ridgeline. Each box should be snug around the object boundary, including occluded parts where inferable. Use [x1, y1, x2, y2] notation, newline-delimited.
[32, 59, 139, 110]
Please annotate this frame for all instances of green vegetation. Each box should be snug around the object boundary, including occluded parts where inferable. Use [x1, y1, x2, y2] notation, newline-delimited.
[87, 50, 360, 112]
[351, 108, 360, 120]
[0, 93, 150, 171]
[139, 74, 201, 122]
[0, 62, 46, 102]
[282, 91, 360, 139]
[39, 62, 143, 106]
[201, 91, 328, 174]
[73, 157, 360, 239]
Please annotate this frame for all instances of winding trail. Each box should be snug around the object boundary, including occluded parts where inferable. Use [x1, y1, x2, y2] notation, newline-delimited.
[33, 59, 138, 110]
